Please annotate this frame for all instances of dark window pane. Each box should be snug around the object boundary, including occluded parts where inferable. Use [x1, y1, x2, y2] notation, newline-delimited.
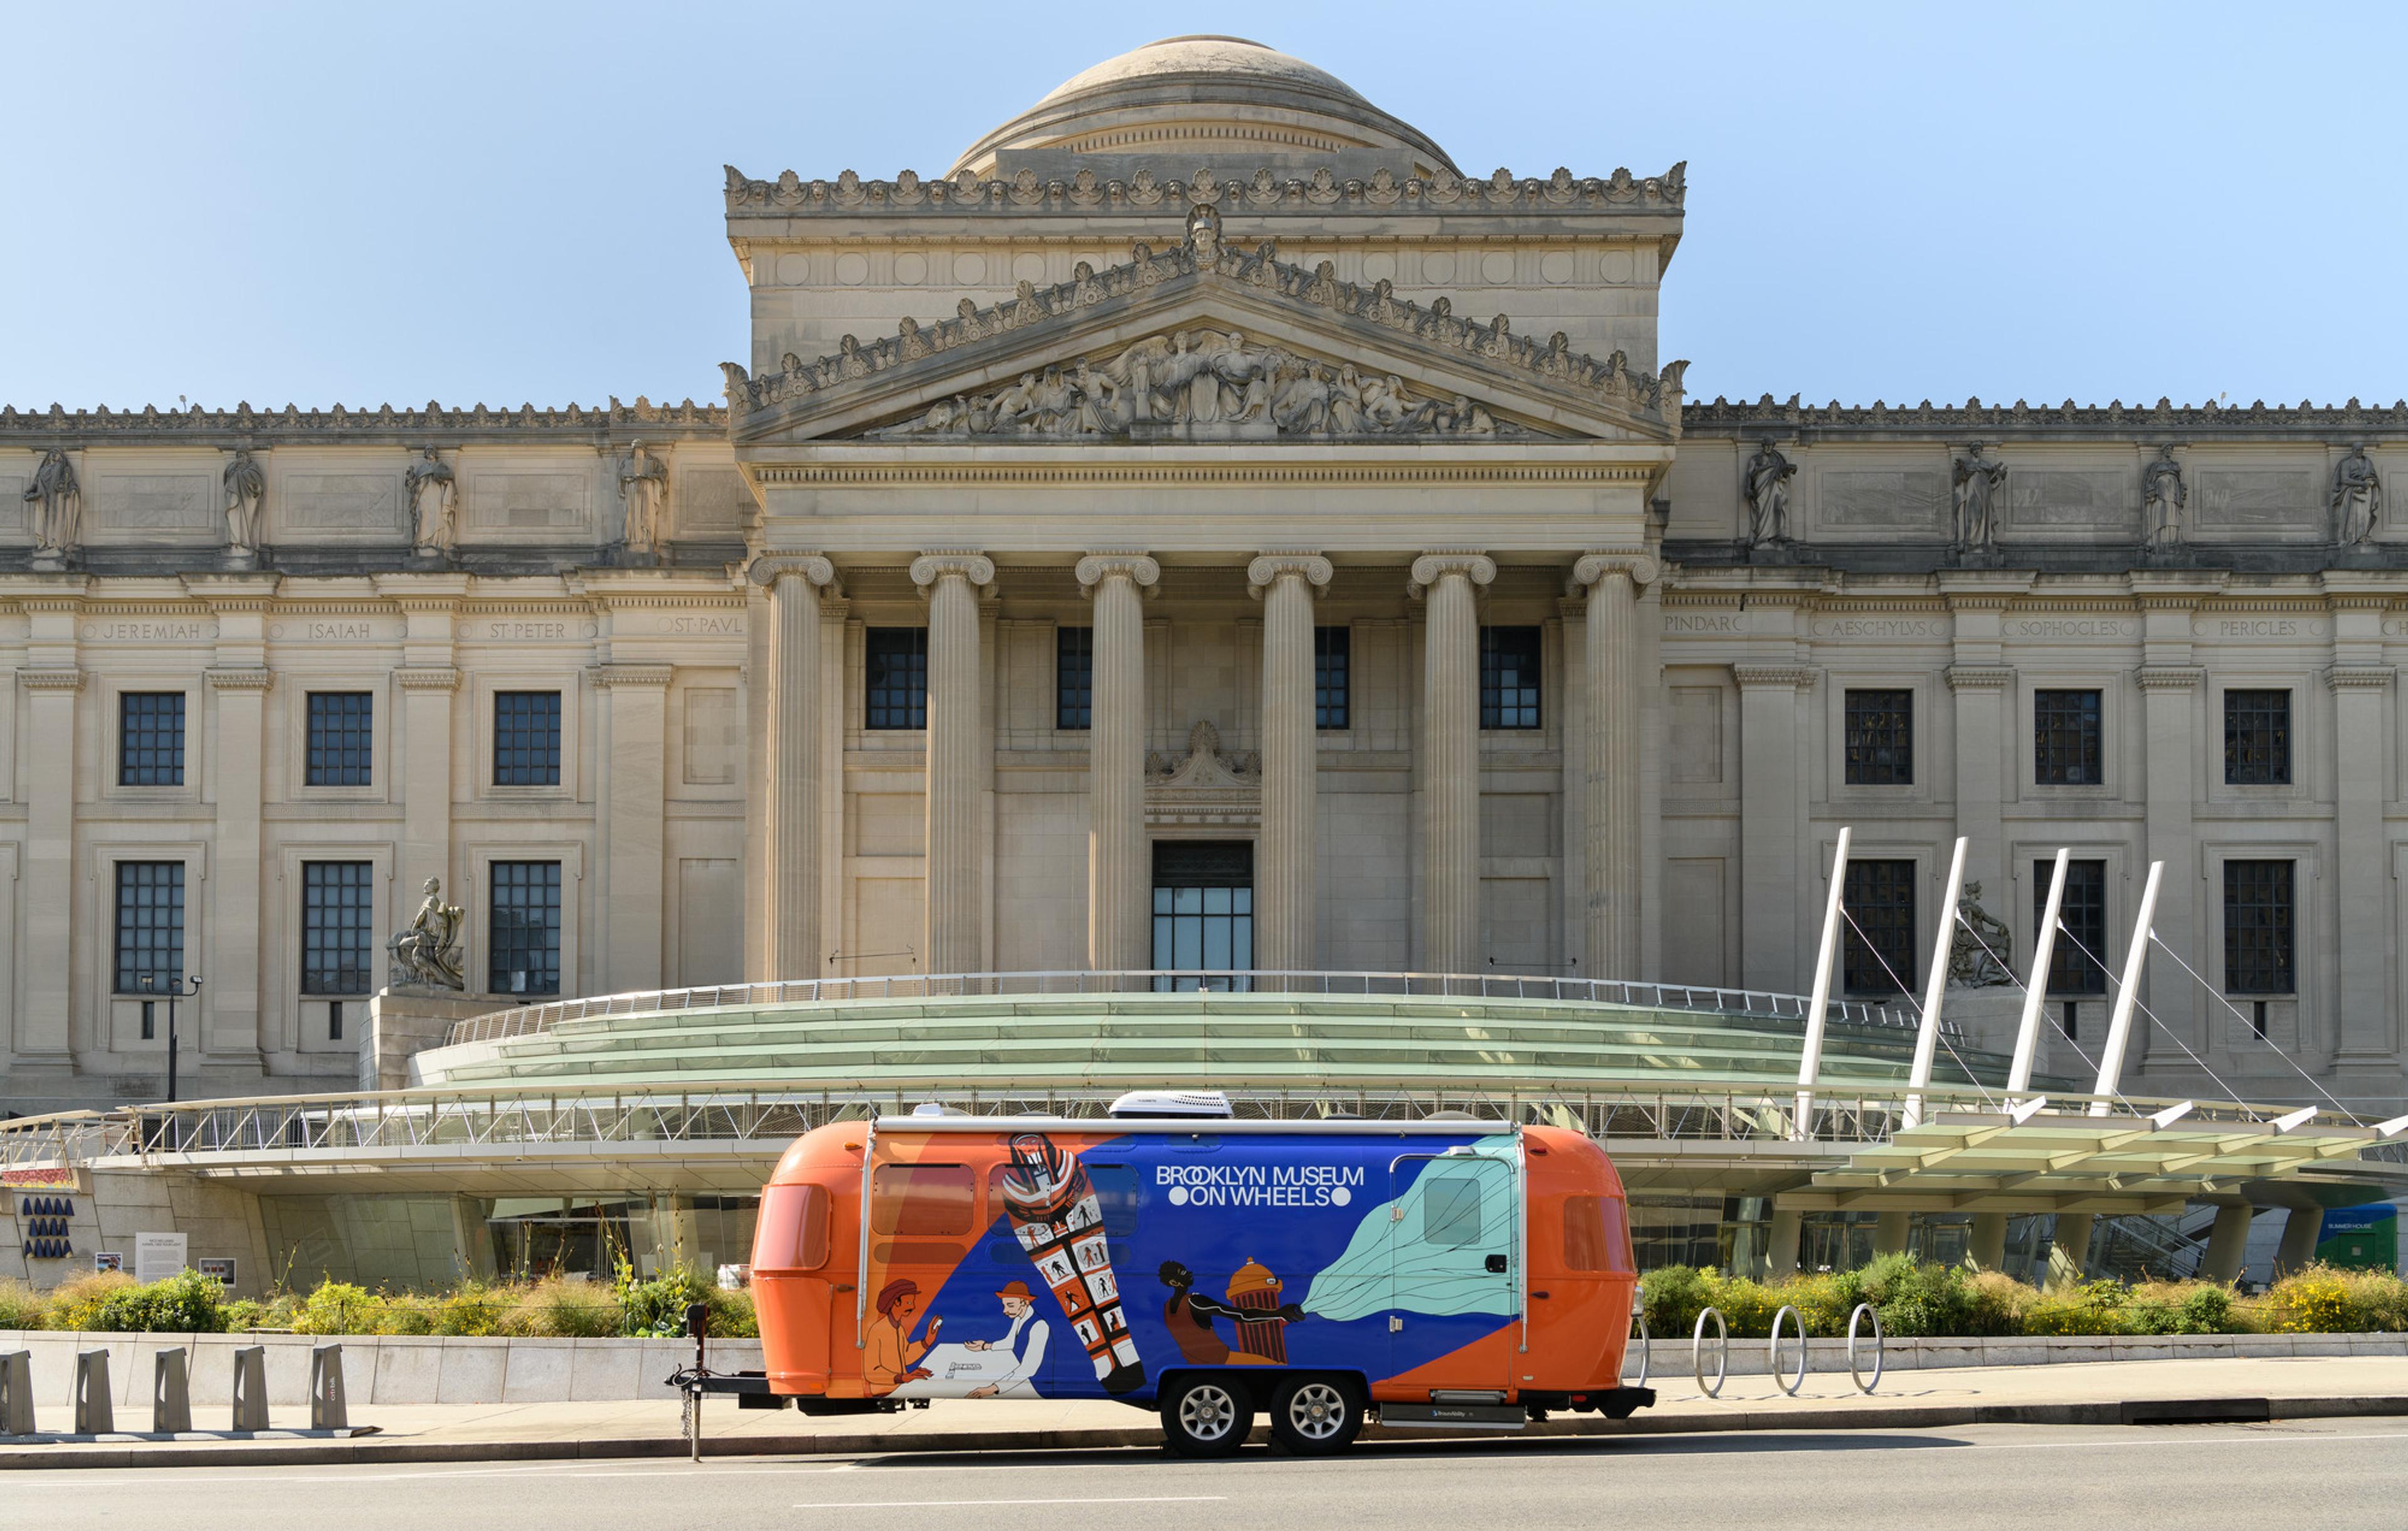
[1055, 626, 1092, 730]
[2223, 860, 2296, 994]
[1150, 841, 1254, 992]
[2034, 858, 2109, 996]
[489, 860, 562, 996]
[119, 693, 185, 786]
[865, 628, 928, 730]
[1844, 689, 1913, 785]
[305, 692, 374, 787]
[300, 860, 375, 995]
[493, 691, 562, 786]
[113, 861, 185, 993]
[2223, 689, 2293, 786]
[1841, 859, 1916, 994]
[1479, 626, 1543, 730]
[1316, 625, 1350, 730]
[2034, 688, 2103, 786]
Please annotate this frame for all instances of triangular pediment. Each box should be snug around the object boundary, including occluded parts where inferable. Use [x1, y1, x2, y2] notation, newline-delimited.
[724, 216, 1682, 447]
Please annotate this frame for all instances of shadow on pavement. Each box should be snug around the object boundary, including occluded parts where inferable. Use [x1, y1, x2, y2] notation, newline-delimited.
[846, 1430, 1967, 1471]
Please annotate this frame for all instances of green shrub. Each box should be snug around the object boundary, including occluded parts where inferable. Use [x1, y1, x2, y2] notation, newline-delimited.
[1777, 1271, 1859, 1337]
[519, 1277, 620, 1339]
[615, 1264, 717, 1339]
[221, 1298, 273, 1332]
[430, 1283, 510, 1337]
[45, 1271, 134, 1333]
[1700, 1274, 1782, 1338]
[372, 1295, 438, 1335]
[1639, 1265, 1711, 1338]
[1854, 1256, 1978, 1339]
[292, 1280, 381, 1335]
[0, 1278, 46, 1331]
[1967, 1270, 2029, 1336]
[708, 1283, 758, 1339]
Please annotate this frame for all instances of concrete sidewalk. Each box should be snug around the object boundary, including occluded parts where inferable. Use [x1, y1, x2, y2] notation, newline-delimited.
[5, 1355, 2405, 1469]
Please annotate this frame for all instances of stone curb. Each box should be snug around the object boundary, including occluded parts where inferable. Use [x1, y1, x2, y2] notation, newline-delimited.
[2, 1394, 2402, 1470]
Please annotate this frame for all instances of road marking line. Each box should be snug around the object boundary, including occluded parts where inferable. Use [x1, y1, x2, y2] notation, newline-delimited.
[793, 1497, 1223, 1510]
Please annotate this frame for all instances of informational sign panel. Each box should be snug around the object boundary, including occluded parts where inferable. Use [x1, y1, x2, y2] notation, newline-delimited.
[198, 1257, 236, 1290]
[134, 1231, 188, 1284]
[94, 1253, 123, 1273]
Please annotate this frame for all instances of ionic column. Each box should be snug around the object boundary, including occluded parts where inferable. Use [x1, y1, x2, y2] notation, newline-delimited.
[911, 552, 995, 977]
[1250, 554, 1334, 973]
[1077, 554, 1159, 972]
[1574, 550, 1659, 979]
[754, 555, 837, 980]
[1412, 552, 1495, 975]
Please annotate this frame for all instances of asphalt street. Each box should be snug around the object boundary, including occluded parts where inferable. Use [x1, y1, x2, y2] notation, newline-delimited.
[17, 1418, 2405, 1530]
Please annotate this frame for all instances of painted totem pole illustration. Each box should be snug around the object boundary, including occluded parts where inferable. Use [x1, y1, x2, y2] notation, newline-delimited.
[998, 1133, 1145, 1394]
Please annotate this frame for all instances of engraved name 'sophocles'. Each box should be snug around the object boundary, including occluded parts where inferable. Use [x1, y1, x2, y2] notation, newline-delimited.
[23, 447, 80, 562]
[1741, 439, 1795, 545]
[2141, 445, 2184, 549]
[1951, 443, 2007, 550]
[404, 446, 457, 557]
[2333, 445, 2385, 547]
[222, 447, 266, 560]
[616, 439, 668, 554]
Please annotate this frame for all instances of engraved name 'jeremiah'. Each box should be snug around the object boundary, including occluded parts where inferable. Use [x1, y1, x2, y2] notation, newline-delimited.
[95, 621, 208, 641]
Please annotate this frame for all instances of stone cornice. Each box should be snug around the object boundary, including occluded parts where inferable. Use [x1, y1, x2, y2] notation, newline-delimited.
[1944, 665, 2017, 692]
[2136, 666, 2207, 692]
[203, 667, 276, 692]
[745, 459, 1660, 489]
[0, 398, 727, 447]
[2328, 665, 2395, 691]
[1731, 663, 1817, 691]
[1684, 393, 2408, 439]
[393, 666, 461, 692]
[724, 162, 1686, 220]
[591, 663, 673, 688]
[15, 666, 85, 693]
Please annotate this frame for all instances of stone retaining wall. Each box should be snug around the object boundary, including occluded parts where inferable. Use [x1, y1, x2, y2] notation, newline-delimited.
[2, 1328, 2402, 1407]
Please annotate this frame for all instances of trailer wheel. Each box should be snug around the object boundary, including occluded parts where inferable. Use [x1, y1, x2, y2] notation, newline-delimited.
[1159, 1374, 1252, 1458]
[1269, 1374, 1361, 1456]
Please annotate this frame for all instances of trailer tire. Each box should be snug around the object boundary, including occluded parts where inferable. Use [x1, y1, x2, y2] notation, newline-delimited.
[1269, 1374, 1361, 1456]
[1160, 1374, 1252, 1458]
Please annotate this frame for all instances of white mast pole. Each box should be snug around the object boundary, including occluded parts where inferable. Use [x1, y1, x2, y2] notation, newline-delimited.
[2089, 861, 2164, 1117]
[1795, 826, 1852, 1141]
[1903, 837, 1968, 1132]
[2009, 848, 2070, 1103]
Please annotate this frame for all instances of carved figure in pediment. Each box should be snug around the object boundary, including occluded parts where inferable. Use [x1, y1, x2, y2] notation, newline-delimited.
[1207, 332, 1277, 423]
[1185, 201, 1222, 264]
[222, 448, 266, 556]
[1742, 441, 1796, 546]
[24, 448, 80, 558]
[1948, 882, 2015, 987]
[1072, 261, 1106, 307]
[2333, 445, 2384, 546]
[1951, 445, 2006, 550]
[2141, 445, 2184, 548]
[617, 439, 668, 553]
[404, 446, 457, 555]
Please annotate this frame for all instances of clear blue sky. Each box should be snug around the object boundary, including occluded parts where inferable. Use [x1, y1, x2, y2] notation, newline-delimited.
[6, 1, 2402, 413]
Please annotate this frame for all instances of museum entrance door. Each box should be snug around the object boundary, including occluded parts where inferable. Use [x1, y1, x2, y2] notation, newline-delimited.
[1149, 841, 1253, 991]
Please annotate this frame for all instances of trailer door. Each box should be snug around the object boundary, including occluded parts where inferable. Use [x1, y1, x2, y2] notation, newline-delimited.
[1386, 1150, 1518, 1384]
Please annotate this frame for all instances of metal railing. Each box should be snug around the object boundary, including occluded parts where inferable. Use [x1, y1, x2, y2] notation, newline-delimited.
[0, 1075, 2326, 1174]
[439, 969, 1932, 1048]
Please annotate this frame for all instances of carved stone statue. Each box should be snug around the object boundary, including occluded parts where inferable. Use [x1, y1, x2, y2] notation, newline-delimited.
[1185, 201, 1222, 265]
[1948, 881, 2015, 987]
[616, 439, 668, 554]
[2140, 445, 2184, 549]
[223, 448, 267, 558]
[388, 876, 465, 989]
[1741, 441, 1795, 544]
[23, 448, 81, 560]
[2333, 445, 2384, 547]
[1951, 445, 2007, 550]
[404, 447, 457, 556]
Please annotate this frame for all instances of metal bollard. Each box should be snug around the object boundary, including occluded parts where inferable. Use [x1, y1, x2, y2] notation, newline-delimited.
[74, 1350, 114, 1434]
[231, 1345, 268, 1432]
[154, 1347, 192, 1434]
[310, 1344, 347, 1431]
[0, 1351, 31, 1435]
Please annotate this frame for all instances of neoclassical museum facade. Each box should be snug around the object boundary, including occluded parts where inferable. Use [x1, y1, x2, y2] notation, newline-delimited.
[3, 36, 2404, 1116]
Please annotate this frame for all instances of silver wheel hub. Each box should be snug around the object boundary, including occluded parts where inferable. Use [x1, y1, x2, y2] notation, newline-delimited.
[1181, 1384, 1239, 1440]
[1288, 1382, 1346, 1439]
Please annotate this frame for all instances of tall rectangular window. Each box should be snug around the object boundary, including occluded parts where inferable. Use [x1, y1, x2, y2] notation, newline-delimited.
[2223, 860, 2296, 994]
[1315, 626, 1351, 730]
[865, 628, 928, 730]
[1479, 626, 1543, 730]
[305, 692, 374, 786]
[1844, 689, 1913, 785]
[2224, 689, 2293, 786]
[2034, 858, 2110, 995]
[300, 861, 374, 995]
[1055, 626, 1092, 730]
[113, 861, 186, 994]
[492, 691, 562, 786]
[489, 861, 563, 996]
[119, 692, 186, 786]
[1840, 859, 1916, 994]
[2034, 688, 2103, 785]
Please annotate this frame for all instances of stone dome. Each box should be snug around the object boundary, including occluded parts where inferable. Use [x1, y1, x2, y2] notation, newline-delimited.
[952, 35, 1458, 180]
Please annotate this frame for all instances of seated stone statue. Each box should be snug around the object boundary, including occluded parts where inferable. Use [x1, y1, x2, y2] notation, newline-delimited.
[388, 876, 465, 989]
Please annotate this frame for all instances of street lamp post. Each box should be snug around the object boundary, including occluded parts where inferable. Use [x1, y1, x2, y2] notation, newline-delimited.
[139, 973, 203, 1142]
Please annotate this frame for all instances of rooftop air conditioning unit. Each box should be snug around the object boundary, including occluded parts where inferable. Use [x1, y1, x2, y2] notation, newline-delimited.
[1107, 1090, 1235, 1120]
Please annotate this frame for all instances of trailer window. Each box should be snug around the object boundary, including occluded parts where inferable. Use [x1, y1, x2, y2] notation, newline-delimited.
[1420, 1174, 1486, 1246]
[871, 1164, 976, 1236]
[1563, 1196, 1635, 1274]
[984, 1160, 1138, 1235]
[756, 1184, 829, 1271]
